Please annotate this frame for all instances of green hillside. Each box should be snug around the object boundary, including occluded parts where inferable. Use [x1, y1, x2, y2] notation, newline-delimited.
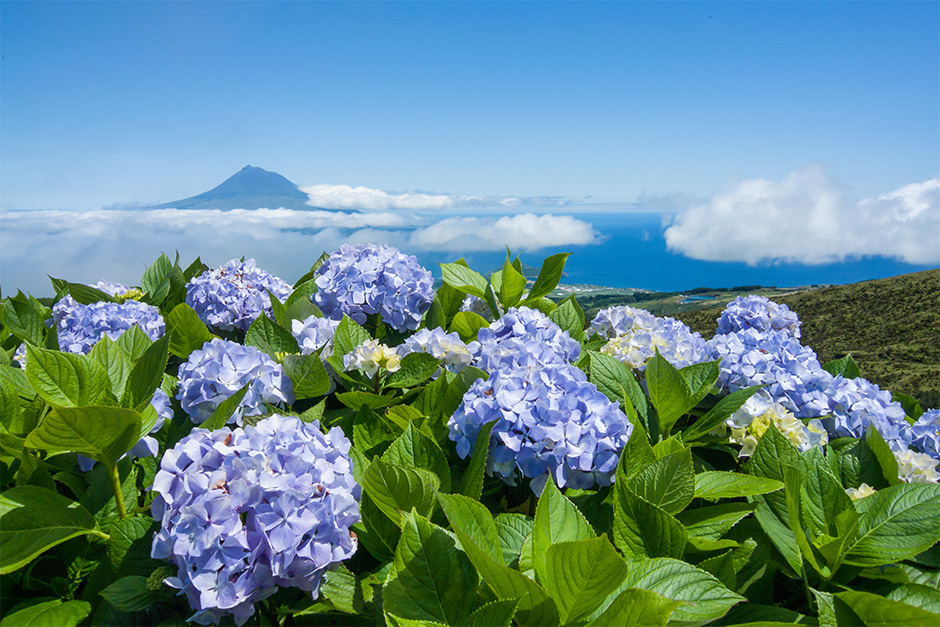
[672, 269, 940, 409]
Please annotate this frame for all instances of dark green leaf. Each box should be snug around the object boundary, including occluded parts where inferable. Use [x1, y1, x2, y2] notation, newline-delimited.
[337, 390, 400, 410]
[646, 350, 694, 436]
[543, 537, 628, 624]
[362, 458, 440, 527]
[164, 303, 214, 359]
[122, 333, 170, 411]
[282, 353, 331, 399]
[822, 354, 861, 379]
[385, 353, 442, 389]
[679, 359, 720, 409]
[99, 575, 165, 612]
[629, 448, 695, 515]
[467, 599, 518, 627]
[383, 423, 451, 491]
[332, 315, 371, 359]
[683, 385, 764, 442]
[548, 298, 585, 342]
[612, 484, 688, 559]
[525, 252, 570, 301]
[458, 421, 495, 501]
[200, 385, 249, 430]
[25, 405, 141, 466]
[246, 313, 299, 357]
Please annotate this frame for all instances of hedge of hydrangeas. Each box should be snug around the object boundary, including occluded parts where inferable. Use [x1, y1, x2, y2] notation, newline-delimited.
[1, 245, 938, 627]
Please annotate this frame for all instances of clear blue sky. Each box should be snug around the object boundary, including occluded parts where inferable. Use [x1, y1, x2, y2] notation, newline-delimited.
[1, 1, 938, 210]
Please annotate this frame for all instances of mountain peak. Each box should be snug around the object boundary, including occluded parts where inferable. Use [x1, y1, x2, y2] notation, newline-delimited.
[154, 166, 313, 210]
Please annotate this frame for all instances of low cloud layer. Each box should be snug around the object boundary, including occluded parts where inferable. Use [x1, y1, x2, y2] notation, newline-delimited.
[300, 183, 566, 212]
[664, 166, 940, 265]
[1, 207, 599, 295]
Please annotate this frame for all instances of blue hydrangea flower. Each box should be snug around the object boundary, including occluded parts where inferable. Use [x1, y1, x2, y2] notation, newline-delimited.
[468, 306, 580, 372]
[396, 327, 472, 374]
[590, 306, 707, 371]
[460, 294, 498, 321]
[716, 295, 802, 338]
[448, 354, 632, 494]
[291, 315, 341, 357]
[908, 409, 940, 460]
[313, 244, 434, 332]
[186, 259, 293, 333]
[822, 375, 913, 446]
[151, 414, 360, 626]
[706, 328, 831, 419]
[589, 305, 658, 339]
[177, 339, 294, 426]
[57, 300, 165, 354]
[50, 280, 134, 327]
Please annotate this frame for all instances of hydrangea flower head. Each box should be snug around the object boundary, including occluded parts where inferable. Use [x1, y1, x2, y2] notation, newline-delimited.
[51, 280, 134, 327]
[313, 244, 434, 332]
[177, 338, 294, 426]
[151, 415, 360, 625]
[291, 315, 341, 357]
[894, 447, 940, 483]
[468, 306, 580, 372]
[460, 294, 498, 321]
[591, 306, 707, 371]
[716, 295, 802, 338]
[846, 483, 876, 500]
[822, 376, 911, 445]
[343, 339, 401, 377]
[186, 259, 293, 333]
[589, 305, 657, 339]
[908, 409, 940, 460]
[727, 402, 827, 457]
[396, 327, 472, 374]
[57, 300, 165, 354]
[448, 356, 632, 494]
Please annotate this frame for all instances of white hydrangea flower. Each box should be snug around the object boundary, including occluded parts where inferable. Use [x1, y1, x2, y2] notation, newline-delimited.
[343, 339, 401, 377]
[728, 402, 827, 457]
[845, 483, 877, 500]
[894, 448, 940, 483]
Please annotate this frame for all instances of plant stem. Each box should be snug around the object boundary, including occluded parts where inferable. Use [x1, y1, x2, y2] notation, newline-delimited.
[106, 462, 128, 519]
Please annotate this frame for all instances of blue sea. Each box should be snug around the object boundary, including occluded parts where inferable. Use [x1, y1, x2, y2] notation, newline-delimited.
[418, 213, 936, 292]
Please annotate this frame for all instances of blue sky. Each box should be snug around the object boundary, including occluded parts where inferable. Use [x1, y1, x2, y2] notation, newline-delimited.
[2, 1, 937, 209]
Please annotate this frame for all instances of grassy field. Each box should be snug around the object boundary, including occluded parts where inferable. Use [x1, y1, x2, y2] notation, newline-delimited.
[671, 269, 939, 410]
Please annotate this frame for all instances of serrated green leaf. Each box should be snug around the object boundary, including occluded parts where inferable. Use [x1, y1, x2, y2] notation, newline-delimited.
[587, 351, 647, 421]
[90, 338, 133, 401]
[646, 350, 694, 435]
[458, 421, 495, 501]
[548, 298, 585, 342]
[440, 263, 489, 299]
[384, 423, 451, 492]
[362, 458, 440, 527]
[694, 471, 784, 500]
[612, 484, 688, 559]
[585, 588, 679, 627]
[164, 303, 214, 359]
[386, 353, 442, 389]
[245, 313, 299, 357]
[499, 253, 527, 309]
[531, 478, 595, 584]
[885, 583, 940, 615]
[467, 599, 518, 627]
[122, 333, 170, 411]
[99, 575, 165, 612]
[438, 492, 502, 563]
[679, 359, 720, 409]
[25, 345, 107, 408]
[544, 537, 628, 624]
[525, 252, 570, 301]
[199, 384, 250, 430]
[0, 486, 102, 574]
[282, 353, 331, 399]
[448, 311, 490, 343]
[822, 354, 861, 379]
[332, 315, 372, 359]
[495, 513, 534, 567]
[114, 325, 153, 361]
[338, 390, 400, 410]
[353, 405, 400, 458]
[617, 421, 655, 482]
[629, 448, 695, 515]
[0, 598, 91, 627]
[1, 293, 49, 346]
[26, 405, 141, 466]
[865, 425, 901, 486]
[834, 590, 940, 627]
[108, 515, 158, 573]
[683, 385, 764, 442]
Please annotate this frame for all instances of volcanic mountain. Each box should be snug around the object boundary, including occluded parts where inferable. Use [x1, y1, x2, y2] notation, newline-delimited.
[153, 165, 318, 211]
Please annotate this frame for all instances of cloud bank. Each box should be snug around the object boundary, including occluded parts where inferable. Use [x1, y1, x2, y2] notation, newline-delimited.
[0, 207, 599, 295]
[664, 166, 940, 265]
[300, 183, 567, 211]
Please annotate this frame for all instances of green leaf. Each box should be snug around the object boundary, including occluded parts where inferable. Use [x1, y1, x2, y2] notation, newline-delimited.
[822, 354, 861, 379]
[362, 458, 440, 527]
[114, 325, 154, 361]
[332, 315, 372, 359]
[531, 479, 595, 584]
[200, 384, 250, 430]
[676, 503, 757, 540]
[612, 484, 688, 559]
[893, 392, 924, 421]
[0, 363, 34, 400]
[458, 421, 495, 501]
[383, 511, 479, 626]
[617, 421, 656, 482]
[587, 350, 646, 421]
[748, 422, 805, 523]
[0, 599, 91, 627]
[629, 448, 695, 515]
[353, 405, 401, 458]
[268, 290, 288, 327]
[620, 557, 744, 623]
[282, 353, 331, 399]
[140, 253, 173, 303]
[548, 298, 585, 342]
[448, 311, 490, 343]
[164, 303, 214, 359]
[386, 353, 442, 389]
[1, 293, 49, 346]
[0, 486, 101, 574]
[355, 493, 400, 563]
[682, 385, 764, 442]
[751, 498, 804, 576]
[467, 599, 518, 627]
[441, 366, 488, 420]
[338, 390, 401, 410]
[694, 471, 784, 500]
[99, 575, 166, 612]
[245, 313, 299, 357]
[90, 338, 133, 401]
[645, 350, 694, 436]
[318, 565, 361, 614]
[282, 280, 321, 323]
[438, 492, 502, 563]
[495, 513, 534, 567]
[886, 584, 940, 615]
[26, 405, 141, 466]
[585, 588, 679, 627]
[384, 423, 451, 492]
[843, 483, 940, 566]
[800, 459, 856, 540]
[543, 537, 628, 624]
[122, 333, 170, 411]
[525, 252, 570, 301]
[440, 262, 489, 299]
[697, 550, 737, 590]
[25, 345, 107, 407]
[865, 425, 901, 486]
[679, 359, 720, 409]
[499, 253, 527, 309]
[108, 515, 158, 573]
[448, 523, 559, 627]
[834, 590, 940, 627]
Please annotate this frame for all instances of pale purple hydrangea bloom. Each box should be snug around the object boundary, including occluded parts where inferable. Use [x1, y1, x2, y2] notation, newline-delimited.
[908, 409, 940, 460]
[151, 414, 360, 626]
[77, 387, 174, 471]
[822, 375, 913, 447]
[716, 295, 802, 338]
[186, 259, 293, 333]
[459, 294, 498, 321]
[50, 280, 133, 327]
[396, 327, 472, 374]
[290, 315, 340, 357]
[590, 305, 707, 371]
[57, 300, 165, 354]
[313, 244, 434, 332]
[468, 306, 580, 372]
[707, 328, 831, 419]
[448, 352, 632, 495]
[177, 339, 294, 426]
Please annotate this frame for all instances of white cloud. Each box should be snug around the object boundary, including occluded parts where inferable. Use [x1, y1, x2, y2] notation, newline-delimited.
[407, 214, 600, 252]
[300, 183, 567, 212]
[663, 166, 940, 265]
